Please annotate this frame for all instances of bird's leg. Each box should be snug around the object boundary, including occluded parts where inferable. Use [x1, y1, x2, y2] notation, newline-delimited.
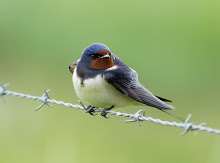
[84, 105, 98, 116]
[101, 105, 115, 119]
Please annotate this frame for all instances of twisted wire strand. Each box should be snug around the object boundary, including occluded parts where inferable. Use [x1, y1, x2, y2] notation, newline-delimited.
[1, 85, 220, 135]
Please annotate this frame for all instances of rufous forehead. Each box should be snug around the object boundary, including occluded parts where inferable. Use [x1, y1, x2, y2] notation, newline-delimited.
[94, 50, 110, 56]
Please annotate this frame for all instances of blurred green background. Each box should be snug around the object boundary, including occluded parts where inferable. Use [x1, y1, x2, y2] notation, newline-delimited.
[0, 0, 220, 162]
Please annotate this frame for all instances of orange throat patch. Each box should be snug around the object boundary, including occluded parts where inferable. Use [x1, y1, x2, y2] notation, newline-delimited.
[91, 58, 114, 70]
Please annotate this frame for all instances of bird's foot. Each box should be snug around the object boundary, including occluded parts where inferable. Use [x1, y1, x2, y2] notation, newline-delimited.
[85, 105, 98, 116]
[101, 106, 115, 119]
[101, 109, 110, 119]
[79, 101, 98, 116]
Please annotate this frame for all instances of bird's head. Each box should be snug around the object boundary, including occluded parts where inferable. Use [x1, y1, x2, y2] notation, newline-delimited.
[80, 43, 114, 70]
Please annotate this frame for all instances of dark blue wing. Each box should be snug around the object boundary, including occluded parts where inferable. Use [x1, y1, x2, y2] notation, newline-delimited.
[103, 55, 174, 110]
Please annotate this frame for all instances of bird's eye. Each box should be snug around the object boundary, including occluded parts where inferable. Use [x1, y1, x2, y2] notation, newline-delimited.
[90, 54, 98, 59]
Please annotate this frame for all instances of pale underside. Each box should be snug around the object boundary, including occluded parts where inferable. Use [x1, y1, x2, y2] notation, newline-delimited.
[73, 67, 141, 108]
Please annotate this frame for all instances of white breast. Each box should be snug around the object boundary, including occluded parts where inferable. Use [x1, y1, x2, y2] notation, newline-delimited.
[72, 67, 138, 108]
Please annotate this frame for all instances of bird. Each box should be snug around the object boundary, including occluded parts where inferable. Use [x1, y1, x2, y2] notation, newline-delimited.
[69, 43, 184, 121]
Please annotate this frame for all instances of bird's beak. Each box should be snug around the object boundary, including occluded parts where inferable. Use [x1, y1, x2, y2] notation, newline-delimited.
[100, 54, 110, 59]
[68, 59, 80, 74]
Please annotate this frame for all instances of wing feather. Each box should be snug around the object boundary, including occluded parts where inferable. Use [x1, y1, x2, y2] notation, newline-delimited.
[104, 56, 174, 110]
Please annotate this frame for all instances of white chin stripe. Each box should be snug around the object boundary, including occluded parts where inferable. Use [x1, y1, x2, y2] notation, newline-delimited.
[106, 65, 118, 71]
[100, 54, 110, 59]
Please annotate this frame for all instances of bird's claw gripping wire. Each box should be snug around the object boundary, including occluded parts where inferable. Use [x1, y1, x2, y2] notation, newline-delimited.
[85, 105, 98, 116]
[79, 101, 112, 118]
[79, 101, 98, 116]
[0, 82, 9, 102]
[35, 90, 52, 111]
[125, 110, 145, 126]
[101, 106, 115, 119]
[101, 109, 110, 119]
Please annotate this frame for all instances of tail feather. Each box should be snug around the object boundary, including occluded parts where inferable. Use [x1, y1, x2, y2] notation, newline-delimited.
[159, 109, 186, 122]
[155, 95, 172, 102]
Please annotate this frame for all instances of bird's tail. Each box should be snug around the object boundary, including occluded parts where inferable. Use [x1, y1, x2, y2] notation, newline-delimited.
[159, 109, 186, 122]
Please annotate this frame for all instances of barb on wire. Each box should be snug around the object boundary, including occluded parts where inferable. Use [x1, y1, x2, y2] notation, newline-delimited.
[0, 82, 9, 102]
[125, 110, 145, 126]
[1, 82, 220, 135]
[35, 90, 52, 111]
[181, 114, 193, 135]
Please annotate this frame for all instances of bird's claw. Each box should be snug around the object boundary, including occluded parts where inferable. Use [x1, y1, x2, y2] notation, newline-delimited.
[79, 101, 112, 118]
[101, 109, 110, 119]
[79, 101, 98, 116]
[84, 105, 97, 116]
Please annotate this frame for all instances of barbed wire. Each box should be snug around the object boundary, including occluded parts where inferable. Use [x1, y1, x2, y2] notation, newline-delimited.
[0, 82, 220, 135]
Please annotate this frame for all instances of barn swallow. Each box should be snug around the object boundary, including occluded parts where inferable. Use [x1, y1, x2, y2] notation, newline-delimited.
[69, 43, 184, 120]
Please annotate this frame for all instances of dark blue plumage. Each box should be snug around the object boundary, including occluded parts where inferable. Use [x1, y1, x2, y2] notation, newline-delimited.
[82, 43, 110, 56]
